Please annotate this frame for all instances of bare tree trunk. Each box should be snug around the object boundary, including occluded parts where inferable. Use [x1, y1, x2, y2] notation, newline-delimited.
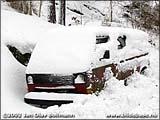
[20, 1, 23, 12]
[110, 0, 113, 22]
[59, 0, 66, 25]
[48, 0, 56, 23]
[22, 1, 29, 14]
[38, 1, 42, 17]
[21, 1, 24, 13]
[80, 6, 82, 25]
[29, 0, 32, 15]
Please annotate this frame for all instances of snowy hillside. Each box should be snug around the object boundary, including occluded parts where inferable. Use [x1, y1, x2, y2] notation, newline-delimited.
[39, 1, 128, 26]
[1, 1, 159, 119]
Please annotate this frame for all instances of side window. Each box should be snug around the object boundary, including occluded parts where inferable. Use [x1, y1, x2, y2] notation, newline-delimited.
[96, 35, 110, 44]
[117, 35, 126, 49]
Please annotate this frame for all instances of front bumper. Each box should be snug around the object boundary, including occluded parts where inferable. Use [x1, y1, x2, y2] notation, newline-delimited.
[24, 92, 88, 108]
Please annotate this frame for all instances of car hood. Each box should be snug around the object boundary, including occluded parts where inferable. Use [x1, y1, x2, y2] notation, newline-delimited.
[26, 27, 96, 75]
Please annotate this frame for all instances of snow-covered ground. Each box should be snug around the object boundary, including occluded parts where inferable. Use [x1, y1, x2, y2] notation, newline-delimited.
[1, 2, 159, 119]
[1, 43, 159, 119]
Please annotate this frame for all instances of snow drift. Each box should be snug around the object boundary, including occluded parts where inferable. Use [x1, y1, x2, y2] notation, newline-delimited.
[1, 44, 41, 115]
[1, 10, 62, 54]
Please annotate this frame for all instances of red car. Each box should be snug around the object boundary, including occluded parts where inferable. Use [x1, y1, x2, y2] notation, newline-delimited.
[24, 26, 150, 108]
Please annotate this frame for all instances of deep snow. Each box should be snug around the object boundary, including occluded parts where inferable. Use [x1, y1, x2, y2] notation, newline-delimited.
[1, 43, 159, 118]
[1, 10, 62, 54]
[1, 2, 159, 119]
[1, 44, 42, 115]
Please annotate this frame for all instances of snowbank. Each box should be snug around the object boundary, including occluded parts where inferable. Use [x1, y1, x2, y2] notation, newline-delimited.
[1, 10, 62, 54]
[1, 44, 41, 115]
[1, 43, 159, 119]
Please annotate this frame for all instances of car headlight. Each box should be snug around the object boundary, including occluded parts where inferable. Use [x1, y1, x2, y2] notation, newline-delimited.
[27, 76, 33, 84]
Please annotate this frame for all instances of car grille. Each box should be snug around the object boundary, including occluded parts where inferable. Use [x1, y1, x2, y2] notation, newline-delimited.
[49, 75, 74, 85]
[27, 74, 74, 85]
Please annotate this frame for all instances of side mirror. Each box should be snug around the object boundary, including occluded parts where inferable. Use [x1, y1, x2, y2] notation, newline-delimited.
[99, 50, 110, 61]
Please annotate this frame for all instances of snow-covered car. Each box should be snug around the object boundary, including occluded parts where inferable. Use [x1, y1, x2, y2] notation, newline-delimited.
[24, 26, 150, 107]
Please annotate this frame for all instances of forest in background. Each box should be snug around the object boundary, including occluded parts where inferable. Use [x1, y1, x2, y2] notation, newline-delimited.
[4, 0, 159, 34]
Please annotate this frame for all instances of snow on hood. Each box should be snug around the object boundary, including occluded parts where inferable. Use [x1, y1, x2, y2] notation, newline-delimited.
[26, 27, 96, 75]
[1, 10, 62, 54]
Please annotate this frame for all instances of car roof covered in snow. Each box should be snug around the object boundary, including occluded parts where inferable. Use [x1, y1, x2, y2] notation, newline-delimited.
[26, 26, 149, 75]
[26, 27, 96, 75]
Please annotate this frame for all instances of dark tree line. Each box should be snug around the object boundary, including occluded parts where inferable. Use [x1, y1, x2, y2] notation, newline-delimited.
[5, 0, 33, 15]
[4, 0, 159, 31]
[122, 1, 159, 33]
[5, 0, 66, 25]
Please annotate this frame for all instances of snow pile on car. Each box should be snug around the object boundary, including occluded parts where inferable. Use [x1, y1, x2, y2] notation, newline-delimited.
[26, 26, 150, 74]
[26, 27, 96, 75]
[89, 26, 150, 68]
[43, 47, 159, 118]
